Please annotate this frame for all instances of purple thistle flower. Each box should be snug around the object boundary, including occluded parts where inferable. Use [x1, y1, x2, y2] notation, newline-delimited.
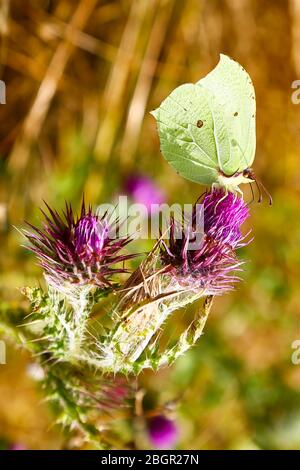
[148, 415, 178, 449]
[9, 443, 27, 450]
[125, 175, 165, 213]
[160, 190, 250, 295]
[24, 200, 134, 289]
[202, 189, 249, 248]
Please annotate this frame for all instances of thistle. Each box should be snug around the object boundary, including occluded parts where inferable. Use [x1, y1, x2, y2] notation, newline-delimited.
[125, 174, 165, 213]
[147, 415, 178, 449]
[22, 200, 135, 365]
[97, 189, 251, 373]
[24, 200, 132, 291]
[160, 189, 250, 295]
[1, 189, 252, 446]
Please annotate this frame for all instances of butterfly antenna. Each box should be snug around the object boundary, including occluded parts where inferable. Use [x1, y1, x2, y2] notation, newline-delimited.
[247, 182, 255, 206]
[257, 178, 273, 206]
[245, 169, 272, 206]
[233, 140, 272, 205]
[254, 178, 263, 203]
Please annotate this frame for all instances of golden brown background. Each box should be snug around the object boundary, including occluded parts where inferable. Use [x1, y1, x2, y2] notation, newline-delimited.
[0, 0, 300, 449]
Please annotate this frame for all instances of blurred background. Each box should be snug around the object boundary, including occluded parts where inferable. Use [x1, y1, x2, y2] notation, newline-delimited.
[1, 0, 300, 450]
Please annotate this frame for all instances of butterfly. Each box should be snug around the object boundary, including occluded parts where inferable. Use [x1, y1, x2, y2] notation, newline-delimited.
[151, 54, 271, 203]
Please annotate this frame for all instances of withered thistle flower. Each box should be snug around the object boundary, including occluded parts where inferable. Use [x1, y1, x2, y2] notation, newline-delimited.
[160, 189, 250, 295]
[25, 200, 133, 290]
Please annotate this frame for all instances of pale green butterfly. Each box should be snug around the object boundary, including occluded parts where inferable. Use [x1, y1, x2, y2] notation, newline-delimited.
[151, 54, 271, 202]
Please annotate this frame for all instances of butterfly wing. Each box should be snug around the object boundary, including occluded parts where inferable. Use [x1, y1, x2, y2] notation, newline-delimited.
[151, 82, 231, 185]
[198, 54, 256, 174]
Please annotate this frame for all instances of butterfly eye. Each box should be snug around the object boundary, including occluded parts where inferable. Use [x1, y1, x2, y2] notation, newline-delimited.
[196, 120, 204, 128]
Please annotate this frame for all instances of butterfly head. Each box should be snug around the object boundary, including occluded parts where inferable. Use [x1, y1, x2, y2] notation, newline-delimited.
[216, 168, 272, 205]
[217, 168, 254, 192]
[242, 168, 256, 181]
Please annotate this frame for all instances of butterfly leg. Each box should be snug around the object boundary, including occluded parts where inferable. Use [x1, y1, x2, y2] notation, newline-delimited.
[214, 189, 228, 213]
[248, 182, 255, 205]
[211, 182, 219, 193]
[235, 185, 244, 197]
[232, 185, 244, 204]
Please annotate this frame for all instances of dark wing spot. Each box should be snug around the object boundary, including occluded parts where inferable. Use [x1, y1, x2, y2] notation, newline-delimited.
[234, 111, 238, 116]
[197, 119, 204, 128]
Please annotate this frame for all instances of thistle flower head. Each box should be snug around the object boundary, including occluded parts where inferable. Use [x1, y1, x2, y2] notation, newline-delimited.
[74, 212, 109, 264]
[125, 174, 165, 213]
[160, 190, 250, 295]
[147, 415, 178, 449]
[25, 200, 133, 289]
[202, 189, 249, 248]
